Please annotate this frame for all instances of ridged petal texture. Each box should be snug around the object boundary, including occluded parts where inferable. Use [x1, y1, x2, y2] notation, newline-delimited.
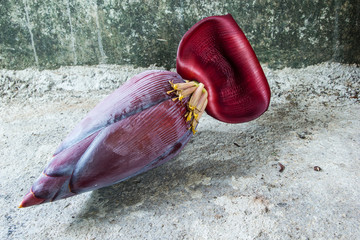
[20, 71, 192, 207]
[177, 14, 271, 123]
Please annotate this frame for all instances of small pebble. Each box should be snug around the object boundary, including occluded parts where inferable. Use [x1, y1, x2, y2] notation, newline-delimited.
[314, 166, 322, 171]
[278, 163, 285, 172]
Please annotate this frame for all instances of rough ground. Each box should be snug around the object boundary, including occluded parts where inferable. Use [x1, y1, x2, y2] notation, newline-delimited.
[0, 62, 359, 239]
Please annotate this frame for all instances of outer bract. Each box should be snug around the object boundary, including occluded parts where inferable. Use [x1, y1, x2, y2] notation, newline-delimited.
[177, 14, 271, 123]
[20, 71, 193, 207]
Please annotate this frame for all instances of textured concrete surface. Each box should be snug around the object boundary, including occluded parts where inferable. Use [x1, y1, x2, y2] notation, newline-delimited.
[1, 62, 359, 239]
[1, 0, 359, 69]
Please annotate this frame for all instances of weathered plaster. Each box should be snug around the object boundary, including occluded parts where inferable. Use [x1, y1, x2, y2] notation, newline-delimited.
[0, 0, 359, 69]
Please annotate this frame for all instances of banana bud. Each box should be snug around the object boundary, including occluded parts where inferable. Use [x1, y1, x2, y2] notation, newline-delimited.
[19, 71, 207, 208]
[20, 14, 271, 208]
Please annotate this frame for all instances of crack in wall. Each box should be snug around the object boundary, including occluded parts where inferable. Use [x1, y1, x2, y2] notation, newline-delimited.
[66, 0, 78, 65]
[93, 2, 107, 64]
[23, 0, 39, 67]
[332, 0, 340, 61]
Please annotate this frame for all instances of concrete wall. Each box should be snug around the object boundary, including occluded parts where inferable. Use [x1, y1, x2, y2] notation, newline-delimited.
[0, 0, 359, 70]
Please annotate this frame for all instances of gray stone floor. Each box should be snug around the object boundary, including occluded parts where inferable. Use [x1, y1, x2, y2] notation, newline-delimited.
[1, 63, 359, 239]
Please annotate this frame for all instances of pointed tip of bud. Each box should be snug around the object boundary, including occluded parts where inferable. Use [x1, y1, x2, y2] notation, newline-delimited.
[19, 191, 45, 208]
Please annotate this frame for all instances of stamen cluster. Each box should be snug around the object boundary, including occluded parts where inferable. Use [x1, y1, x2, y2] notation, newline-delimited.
[168, 80, 208, 134]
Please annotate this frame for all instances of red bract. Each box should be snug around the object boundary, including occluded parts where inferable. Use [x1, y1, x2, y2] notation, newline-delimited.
[177, 14, 271, 123]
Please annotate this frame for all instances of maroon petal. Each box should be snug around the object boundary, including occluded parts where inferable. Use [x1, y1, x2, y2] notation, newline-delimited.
[54, 70, 184, 155]
[177, 14, 271, 123]
[70, 99, 192, 193]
